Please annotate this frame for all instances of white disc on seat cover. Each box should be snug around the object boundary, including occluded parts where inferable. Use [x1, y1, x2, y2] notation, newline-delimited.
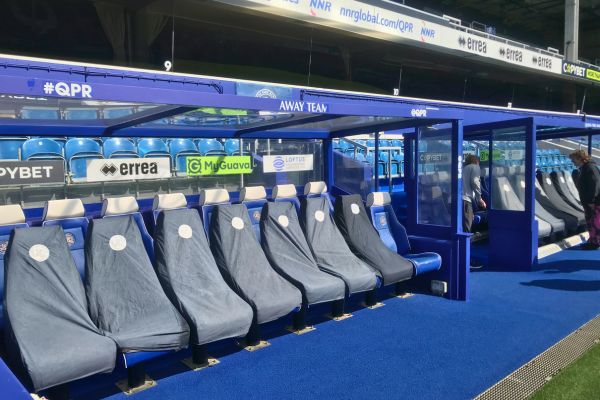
[178, 224, 193, 239]
[546, 177, 552, 185]
[29, 244, 49, 262]
[503, 184, 510, 192]
[277, 215, 289, 227]
[232, 217, 244, 230]
[351, 203, 360, 214]
[109, 235, 127, 251]
[314, 210, 325, 222]
[520, 181, 526, 188]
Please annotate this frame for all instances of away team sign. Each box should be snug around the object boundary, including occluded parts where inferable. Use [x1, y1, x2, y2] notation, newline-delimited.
[186, 156, 253, 176]
[86, 158, 171, 182]
[263, 155, 314, 173]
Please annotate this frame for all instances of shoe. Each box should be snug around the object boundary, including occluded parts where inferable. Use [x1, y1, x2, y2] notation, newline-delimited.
[580, 242, 600, 250]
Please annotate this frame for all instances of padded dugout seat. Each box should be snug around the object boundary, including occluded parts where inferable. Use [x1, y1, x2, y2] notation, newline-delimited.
[199, 189, 231, 235]
[513, 171, 566, 236]
[239, 186, 268, 242]
[334, 194, 414, 285]
[209, 203, 302, 325]
[85, 212, 190, 353]
[550, 170, 583, 212]
[367, 192, 441, 275]
[101, 196, 155, 259]
[4, 225, 116, 392]
[42, 199, 89, 277]
[272, 184, 301, 212]
[260, 201, 346, 306]
[300, 194, 378, 295]
[153, 194, 253, 347]
[0, 205, 29, 331]
[537, 172, 585, 228]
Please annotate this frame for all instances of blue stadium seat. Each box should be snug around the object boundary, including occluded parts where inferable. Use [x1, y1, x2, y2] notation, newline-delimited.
[20, 107, 59, 119]
[21, 138, 63, 160]
[64, 108, 99, 120]
[365, 152, 385, 177]
[0, 137, 27, 160]
[0, 205, 29, 331]
[272, 184, 301, 213]
[169, 138, 199, 174]
[355, 152, 367, 162]
[103, 107, 134, 119]
[367, 192, 441, 276]
[138, 138, 169, 159]
[239, 186, 268, 242]
[197, 139, 226, 156]
[65, 138, 103, 181]
[198, 188, 231, 235]
[224, 139, 241, 155]
[103, 138, 138, 158]
[42, 199, 89, 278]
[101, 196, 155, 260]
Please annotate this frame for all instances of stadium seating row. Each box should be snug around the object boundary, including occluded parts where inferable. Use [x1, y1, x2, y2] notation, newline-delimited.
[0, 137, 242, 179]
[0, 182, 441, 396]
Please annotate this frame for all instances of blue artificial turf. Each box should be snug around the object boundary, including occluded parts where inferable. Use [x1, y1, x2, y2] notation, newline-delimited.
[72, 248, 600, 400]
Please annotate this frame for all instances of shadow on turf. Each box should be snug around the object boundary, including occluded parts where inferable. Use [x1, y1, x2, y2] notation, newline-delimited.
[521, 279, 600, 292]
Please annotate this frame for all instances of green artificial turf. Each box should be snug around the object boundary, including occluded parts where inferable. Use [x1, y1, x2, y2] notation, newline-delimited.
[529, 342, 600, 399]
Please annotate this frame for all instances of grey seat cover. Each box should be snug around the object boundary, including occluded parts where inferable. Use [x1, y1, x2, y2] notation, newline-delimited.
[260, 201, 345, 305]
[551, 171, 583, 211]
[563, 170, 580, 201]
[154, 209, 253, 345]
[85, 216, 190, 352]
[537, 217, 552, 238]
[209, 204, 302, 324]
[4, 226, 116, 391]
[538, 173, 585, 226]
[334, 194, 414, 285]
[492, 175, 525, 211]
[535, 178, 580, 231]
[513, 173, 565, 234]
[300, 196, 377, 294]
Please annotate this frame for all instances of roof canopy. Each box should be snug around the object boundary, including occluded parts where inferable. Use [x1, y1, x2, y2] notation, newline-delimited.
[0, 54, 599, 140]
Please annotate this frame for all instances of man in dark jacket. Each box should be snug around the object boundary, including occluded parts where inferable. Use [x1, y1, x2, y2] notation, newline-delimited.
[569, 150, 600, 250]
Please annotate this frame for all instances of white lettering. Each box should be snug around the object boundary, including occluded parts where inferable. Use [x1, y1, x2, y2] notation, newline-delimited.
[55, 82, 70, 96]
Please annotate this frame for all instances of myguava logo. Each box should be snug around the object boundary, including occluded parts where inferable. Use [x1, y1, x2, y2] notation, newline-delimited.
[65, 232, 76, 247]
[253, 210, 261, 221]
[272, 156, 285, 172]
[187, 158, 202, 175]
[379, 214, 387, 227]
[0, 240, 7, 255]
[255, 88, 277, 99]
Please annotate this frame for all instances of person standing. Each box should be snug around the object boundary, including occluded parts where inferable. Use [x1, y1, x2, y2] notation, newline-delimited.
[462, 154, 486, 234]
[569, 150, 600, 250]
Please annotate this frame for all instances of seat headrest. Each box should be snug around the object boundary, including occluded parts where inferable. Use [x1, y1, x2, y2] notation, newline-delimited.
[0, 204, 26, 225]
[199, 188, 230, 206]
[102, 196, 139, 216]
[152, 193, 187, 211]
[44, 199, 85, 220]
[436, 171, 450, 182]
[366, 192, 391, 207]
[304, 181, 327, 196]
[272, 184, 297, 199]
[239, 186, 267, 202]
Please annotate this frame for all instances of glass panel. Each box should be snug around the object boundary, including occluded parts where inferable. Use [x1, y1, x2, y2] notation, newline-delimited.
[490, 127, 526, 211]
[417, 125, 452, 226]
[0, 135, 323, 208]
